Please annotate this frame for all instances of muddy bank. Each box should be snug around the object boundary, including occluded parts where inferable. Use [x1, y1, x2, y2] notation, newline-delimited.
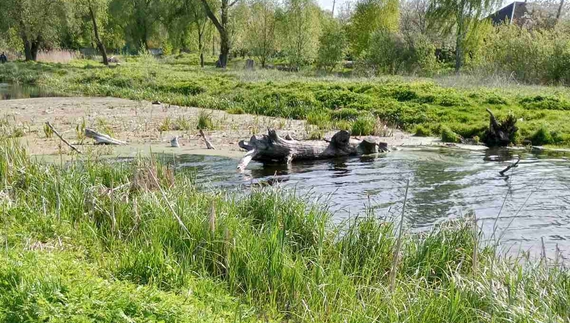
[1, 97, 439, 157]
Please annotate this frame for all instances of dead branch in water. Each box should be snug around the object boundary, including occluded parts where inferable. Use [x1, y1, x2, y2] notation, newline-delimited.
[45, 122, 82, 154]
[499, 155, 521, 177]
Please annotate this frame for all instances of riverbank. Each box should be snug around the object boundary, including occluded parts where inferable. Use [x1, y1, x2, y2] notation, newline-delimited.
[1, 139, 570, 322]
[1, 58, 570, 147]
[0, 97, 437, 156]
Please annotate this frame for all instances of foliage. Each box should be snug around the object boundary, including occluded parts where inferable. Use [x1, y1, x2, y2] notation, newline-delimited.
[440, 125, 462, 143]
[280, 0, 322, 67]
[197, 110, 215, 130]
[316, 19, 347, 72]
[479, 24, 570, 84]
[3, 60, 570, 146]
[346, 0, 399, 58]
[366, 30, 438, 75]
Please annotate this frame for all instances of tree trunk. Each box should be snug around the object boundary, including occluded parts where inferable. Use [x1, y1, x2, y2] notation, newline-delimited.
[23, 37, 33, 61]
[237, 130, 388, 171]
[556, 0, 565, 21]
[31, 38, 40, 61]
[89, 5, 108, 65]
[198, 30, 204, 67]
[454, 5, 465, 73]
[200, 0, 232, 68]
[219, 30, 229, 68]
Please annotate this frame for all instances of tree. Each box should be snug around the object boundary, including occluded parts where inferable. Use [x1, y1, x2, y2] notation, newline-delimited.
[317, 19, 346, 72]
[246, 0, 276, 67]
[75, 0, 110, 64]
[0, 0, 66, 61]
[200, 0, 240, 68]
[109, 0, 161, 51]
[346, 0, 399, 58]
[280, 0, 321, 67]
[427, 0, 499, 72]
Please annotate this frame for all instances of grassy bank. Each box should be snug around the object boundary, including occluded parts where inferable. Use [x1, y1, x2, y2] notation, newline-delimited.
[1, 139, 570, 322]
[1, 56, 570, 146]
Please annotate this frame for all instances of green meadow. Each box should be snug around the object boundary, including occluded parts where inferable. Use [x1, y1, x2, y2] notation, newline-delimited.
[2, 55, 570, 146]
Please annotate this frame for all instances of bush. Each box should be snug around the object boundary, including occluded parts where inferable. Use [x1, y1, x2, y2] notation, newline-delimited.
[366, 30, 438, 75]
[197, 111, 214, 130]
[480, 24, 570, 84]
[531, 125, 557, 145]
[316, 20, 347, 72]
[414, 125, 432, 136]
[351, 114, 376, 135]
[306, 110, 331, 129]
[440, 126, 462, 143]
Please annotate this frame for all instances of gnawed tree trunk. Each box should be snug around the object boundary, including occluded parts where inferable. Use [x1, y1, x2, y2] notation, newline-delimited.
[237, 130, 388, 171]
[483, 108, 518, 147]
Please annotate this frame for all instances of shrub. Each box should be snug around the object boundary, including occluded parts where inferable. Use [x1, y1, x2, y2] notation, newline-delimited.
[306, 110, 331, 129]
[531, 125, 556, 145]
[316, 20, 347, 72]
[351, 114, 376, 135]
[197, 111, 214, 130]
[414, 125, 432, 136]
[366, 30, 438, 75]
[440, 126, 462, 143]
[227, 106, 246, 115]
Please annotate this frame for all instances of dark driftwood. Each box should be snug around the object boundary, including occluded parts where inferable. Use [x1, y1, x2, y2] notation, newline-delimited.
[45, 122, 83, 154]
[483, 109, 518, 147]
[85, 128, 126, 145]
[499, 155, 521, 177]
[237, 129, 388, 171]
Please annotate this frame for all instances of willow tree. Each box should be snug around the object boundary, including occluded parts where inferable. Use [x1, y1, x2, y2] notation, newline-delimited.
[0, 0, 65, 61]
[200, 0, 240, 67]
[280, 0, 322, 67]
[428, 0, 499, 72]
[346, 0, 399, 58]
[74, 0, 110, 64]
[246, 0, 276, 67]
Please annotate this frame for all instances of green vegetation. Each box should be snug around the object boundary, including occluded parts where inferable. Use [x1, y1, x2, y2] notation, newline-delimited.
[2, 59, 570, 145]
[2, 139, 570, 322]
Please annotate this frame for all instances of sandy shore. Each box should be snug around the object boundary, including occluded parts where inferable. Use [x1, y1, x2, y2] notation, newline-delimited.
[1, 97, 440, 158]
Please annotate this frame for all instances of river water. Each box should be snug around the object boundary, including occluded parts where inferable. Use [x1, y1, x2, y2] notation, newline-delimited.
[0, 83, 53, 100]
[165, 147, 570, 259]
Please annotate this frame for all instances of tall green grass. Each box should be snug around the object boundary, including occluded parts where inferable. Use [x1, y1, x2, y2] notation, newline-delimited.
[1, 139, 570, 322]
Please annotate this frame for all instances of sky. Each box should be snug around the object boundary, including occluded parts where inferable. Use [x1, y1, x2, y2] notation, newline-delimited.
[317, 0, 351, 14]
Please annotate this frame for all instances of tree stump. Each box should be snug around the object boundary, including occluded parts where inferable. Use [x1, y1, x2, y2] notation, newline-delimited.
[483, 109, 518, 147]
[245, 59, 254, 70]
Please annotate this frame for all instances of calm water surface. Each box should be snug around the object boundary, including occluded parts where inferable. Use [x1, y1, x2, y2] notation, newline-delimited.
[0, 83, 52, 100]
[167, 147, 570, 259]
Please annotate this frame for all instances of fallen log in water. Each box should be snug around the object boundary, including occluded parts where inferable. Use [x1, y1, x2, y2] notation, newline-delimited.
[237, 129, 388, 171]
[85, 128, 126, 145]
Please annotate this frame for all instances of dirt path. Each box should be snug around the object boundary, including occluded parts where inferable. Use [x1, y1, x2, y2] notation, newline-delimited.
[1, 97, 438, 157]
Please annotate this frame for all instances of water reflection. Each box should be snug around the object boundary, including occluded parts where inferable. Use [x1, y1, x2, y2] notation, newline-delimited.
[0, 83, 53, 100]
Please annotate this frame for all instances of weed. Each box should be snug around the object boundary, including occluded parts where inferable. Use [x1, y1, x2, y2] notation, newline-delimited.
[197, 111, 214, 130]
[441, 125, 462, 143]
